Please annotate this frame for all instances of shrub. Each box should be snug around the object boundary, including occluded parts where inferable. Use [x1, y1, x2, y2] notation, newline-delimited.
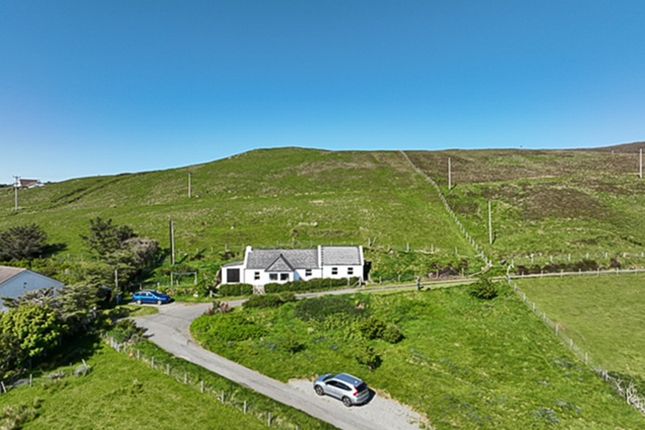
[201, 313, 265, 342]
[358, 317, 387, 340]
[0, 400, 42, 430]
[0, 224, 50, 261]
[243, 293, 296, 309]
[110, 319, 145, 343]
[280, 334, 306, 354]
[382, 324, 404, 344]
[469, 277, 498, 300]
[218, 283, 254, 296]
[294, 295, 366, 322]
[264, 277, 360, 294]
[354, 343, 382, 370]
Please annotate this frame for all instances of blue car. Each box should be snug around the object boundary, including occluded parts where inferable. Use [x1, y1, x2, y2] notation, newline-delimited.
[132, 290, 172, 305]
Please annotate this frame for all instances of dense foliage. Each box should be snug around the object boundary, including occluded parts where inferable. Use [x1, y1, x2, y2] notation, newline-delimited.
[469, 276, 499, 300]
[218, 283, 254, 296]
[263, 277, 360, 294]
[243, 293, 296, 309]
[0, 224, 50, 261]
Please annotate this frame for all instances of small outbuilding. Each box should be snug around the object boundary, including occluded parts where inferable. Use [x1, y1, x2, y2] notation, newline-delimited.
[0, 266, 64, 312]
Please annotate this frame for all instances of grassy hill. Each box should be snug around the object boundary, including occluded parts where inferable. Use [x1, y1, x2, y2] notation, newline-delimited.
[405, 143, 645, 269]
[0, 148, 477, 281]
[1, 144, 644, 280]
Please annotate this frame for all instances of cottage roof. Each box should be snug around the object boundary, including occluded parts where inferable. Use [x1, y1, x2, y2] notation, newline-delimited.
[265, 254, 296, 272]
[247, 248, 319, 270]
[0, 266, 26, 286]
[321, 246, 362, 266]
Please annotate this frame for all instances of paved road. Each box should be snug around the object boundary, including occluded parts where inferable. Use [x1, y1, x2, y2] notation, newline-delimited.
[136, 302, 424, 430]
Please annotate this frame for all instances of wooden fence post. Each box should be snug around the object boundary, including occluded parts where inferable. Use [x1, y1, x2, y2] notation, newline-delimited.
[200, 380, 204, 393]
[243, 400, 248, 414]
[267, 412, 272, 427]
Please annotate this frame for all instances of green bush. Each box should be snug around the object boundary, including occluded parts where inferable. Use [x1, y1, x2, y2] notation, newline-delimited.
[358, 317, 387, 340]
[382, 324, 404, 344]
[243, 293, 296, 309]
[264, 277, 360, 294]
[294, 295, 366, 322]
[354, 343, 382, 370]
[469, 277, 498, 300]
[218, 283, 254, 296]
[280, 334, 306, 354]
[109, 319, 145, 343]
[198, 312, 265, 342]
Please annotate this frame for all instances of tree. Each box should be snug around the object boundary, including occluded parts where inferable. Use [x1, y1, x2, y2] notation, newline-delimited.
[81, 217, 134, 257]
[0, 305, 63, 362]
[0, 224, 49, 261]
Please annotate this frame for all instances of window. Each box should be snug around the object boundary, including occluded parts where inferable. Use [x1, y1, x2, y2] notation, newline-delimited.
[305, 269, 312, 277]
[347, 267, 354, 276]
[254, 272, 260, 281]
[280, 273, 289, 281]
[269, 273, 278, 281]
[226, 268, 240, 283]
[331, 267, 338, 275]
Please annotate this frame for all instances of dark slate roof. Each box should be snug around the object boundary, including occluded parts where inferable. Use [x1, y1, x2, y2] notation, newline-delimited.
[321, 246, 361, 266]
[266, 255, 295, 272]
[247, 249, 319, 270]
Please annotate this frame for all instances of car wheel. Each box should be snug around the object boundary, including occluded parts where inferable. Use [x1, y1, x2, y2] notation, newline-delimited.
[137, 300, 142, 305]
[157, 300, 162, 305]
[314, 385, 325, 396]
[342, 396, 352, 407]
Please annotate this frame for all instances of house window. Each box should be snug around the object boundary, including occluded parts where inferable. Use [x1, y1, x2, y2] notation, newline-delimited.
[331, 267, 338, 275]
[269, 273, 278, 281]
[226, 268, 240, 283]
[280, 273, 289, 281]
[305, 269, 312, 277]
[347, 267, 354, 276]
[254, 272, 260, 281]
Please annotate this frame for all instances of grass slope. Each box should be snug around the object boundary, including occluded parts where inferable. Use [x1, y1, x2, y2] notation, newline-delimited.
[191, 287, 643, 429]
[517, 274, 645, 381]
[0, 148, 474, 278]
[405, 144, 645, 266]
[0, 346, 266, 430]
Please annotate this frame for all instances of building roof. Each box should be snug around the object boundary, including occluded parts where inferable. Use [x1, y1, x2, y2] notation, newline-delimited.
[265, 255, 295, 272]
[0, 266, 27, 286]
[321, 246, 362, 266]
[247, 248, 319, 270]
[245, 246, 362, 271]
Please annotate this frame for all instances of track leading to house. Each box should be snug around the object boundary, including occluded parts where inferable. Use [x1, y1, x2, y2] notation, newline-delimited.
[135, 302, 425, 430]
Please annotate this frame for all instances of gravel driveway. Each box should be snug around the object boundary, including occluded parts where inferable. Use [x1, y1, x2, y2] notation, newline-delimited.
[135, 302, 426, 430]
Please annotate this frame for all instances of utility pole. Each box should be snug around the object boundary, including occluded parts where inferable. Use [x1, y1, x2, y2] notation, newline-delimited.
[188, 172, 192, 198]
[640, 148, 643, 180]
[488, 200, 494, 245]
[169, 219, 176, 265]
[448, 157, 452, 190]
[12, 176, 19, 211]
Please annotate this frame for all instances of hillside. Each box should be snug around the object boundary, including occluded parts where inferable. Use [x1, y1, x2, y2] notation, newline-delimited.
[1, 145, 644, 279]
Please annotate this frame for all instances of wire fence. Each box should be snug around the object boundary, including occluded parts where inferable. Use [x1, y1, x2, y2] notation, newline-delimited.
[400, 151, 492, 268]
[508, 278, 645, 416]
[104, 337, 307, 429]
[509, 267, 645, 279]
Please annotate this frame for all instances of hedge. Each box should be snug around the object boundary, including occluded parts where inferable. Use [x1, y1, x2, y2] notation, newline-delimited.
[218, 283, 254, 296]
[264, 277, 360, 294]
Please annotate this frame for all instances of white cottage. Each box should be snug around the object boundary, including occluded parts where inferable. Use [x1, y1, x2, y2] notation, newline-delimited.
[221, 246, 365, 287]
[0, 266, 64, 312]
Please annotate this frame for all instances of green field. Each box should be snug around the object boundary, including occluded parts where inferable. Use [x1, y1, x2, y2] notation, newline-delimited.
[191, 286, 643, 429]
[0, 148, 476, 281]
[517, 274, 645, 382]
[405, 145, 645, 268]
[0, 346, 266, 430]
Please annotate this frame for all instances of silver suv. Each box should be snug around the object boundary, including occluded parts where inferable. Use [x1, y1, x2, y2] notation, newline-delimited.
[313, 373, 370, 407]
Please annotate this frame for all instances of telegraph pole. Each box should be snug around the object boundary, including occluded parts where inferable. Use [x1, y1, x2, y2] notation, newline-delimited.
[488, 200, 493, 245]
[640, 148, 643, 180]
[12, 176, 19, 211]
[448, 157, 452, 190]
[188, 172, 192, 198]
[169, 219, 176, 265]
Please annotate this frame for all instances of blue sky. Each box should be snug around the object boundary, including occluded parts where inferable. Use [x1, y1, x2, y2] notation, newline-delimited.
[1, 1, 644, 181]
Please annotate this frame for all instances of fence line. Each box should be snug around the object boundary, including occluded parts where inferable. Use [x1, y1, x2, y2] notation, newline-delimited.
[509, 267, 645, 279]
[508, 278, 645, 416]
[105, 337, 304, 429]
[399, 151, 492, 268]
